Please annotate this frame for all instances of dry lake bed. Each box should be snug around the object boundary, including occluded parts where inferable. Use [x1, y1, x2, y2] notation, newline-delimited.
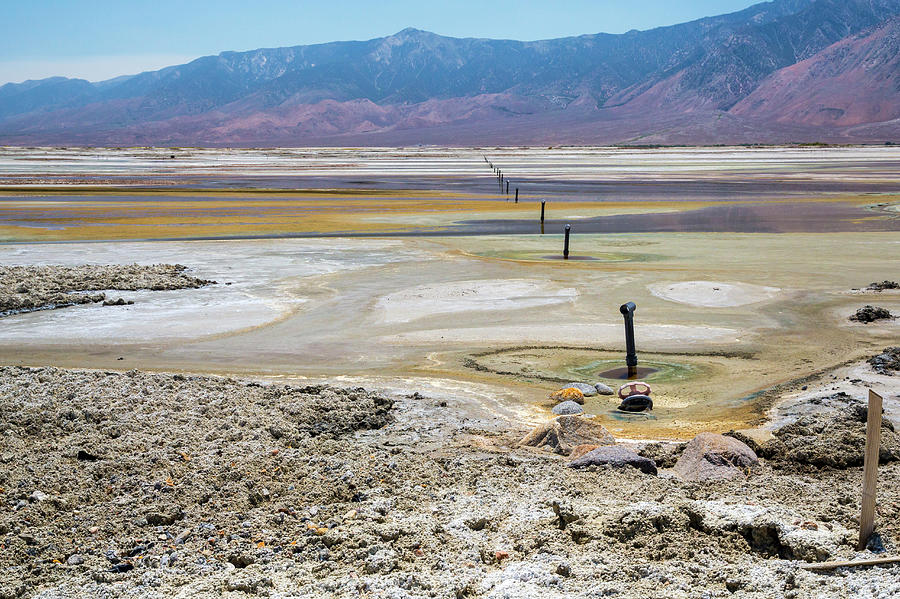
[0, 146, 899, 598]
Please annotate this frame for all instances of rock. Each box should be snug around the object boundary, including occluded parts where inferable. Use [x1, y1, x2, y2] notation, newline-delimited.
[850, 305, 893, 323]
[674, 433, 758, 481]
[549, 387, 585, 404]
[570, 444, 601, 459]
[518, 415, 615, 455]
[869, 347, 900, 375]
[552, 400, 584, 415]
[569, 445, 658, 475]
[66, 554, 85, 566]
[594, 383, 614, 395]
[564, 382, 597, 396]
[617, 395, 653, 412]
[102, 297, 129, 307]
[29, 490, 49, 502]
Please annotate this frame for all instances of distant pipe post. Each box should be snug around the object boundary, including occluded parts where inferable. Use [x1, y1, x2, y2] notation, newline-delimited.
[540, 200, 545, 221]
[563, 224, 570, 260]
[506, 180, 509, 195]
[515, 188, 519, 204]
[619, 302, 638, 378]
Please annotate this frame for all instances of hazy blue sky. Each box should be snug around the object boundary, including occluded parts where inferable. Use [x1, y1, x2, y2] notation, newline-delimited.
[1, 0, 761, 84]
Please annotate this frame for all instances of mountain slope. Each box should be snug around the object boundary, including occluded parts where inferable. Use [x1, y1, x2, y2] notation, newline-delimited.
[730, 16, 900, 126]
[1, 0, 898, 145]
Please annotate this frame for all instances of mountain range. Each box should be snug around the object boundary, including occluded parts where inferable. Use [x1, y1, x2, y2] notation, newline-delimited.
[1, 0, 898, 146]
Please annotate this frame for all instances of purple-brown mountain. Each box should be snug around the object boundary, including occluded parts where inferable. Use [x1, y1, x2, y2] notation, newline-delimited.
[1, 0, 898, 146]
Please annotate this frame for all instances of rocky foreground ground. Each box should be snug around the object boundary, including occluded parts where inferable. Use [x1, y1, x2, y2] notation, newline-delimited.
[0, 265, 215, 316]
[0, 366, 899, 598]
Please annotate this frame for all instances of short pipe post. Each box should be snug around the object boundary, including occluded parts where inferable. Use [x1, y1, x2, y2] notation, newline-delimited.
[563, 224, 570, 259]
[619, 302, 638, 377]
[540, 200, 545, 221]
[515, 188, 519, 203]
[506, 180, 509, 195]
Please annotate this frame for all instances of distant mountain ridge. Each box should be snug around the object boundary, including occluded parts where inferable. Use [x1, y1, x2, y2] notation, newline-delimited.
[1, 0, 898, 146]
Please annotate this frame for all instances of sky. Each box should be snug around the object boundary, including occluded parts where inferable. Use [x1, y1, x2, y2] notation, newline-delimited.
[1, 0, 761, 85]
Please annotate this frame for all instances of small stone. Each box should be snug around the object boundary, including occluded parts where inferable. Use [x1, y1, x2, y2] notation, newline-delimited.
[66, 554, 85, 566]
[549, 387, 585, 404]
[569, 445, 658, 475]
[594, 383, 614, 395]
[564, 382, 597, 397]
[29, 490, 49, 502]
[174, 529, 192, 544]
[552, 400, 584, 415]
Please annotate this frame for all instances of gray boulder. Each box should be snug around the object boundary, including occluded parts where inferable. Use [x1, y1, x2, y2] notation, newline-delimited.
[552, 400, 584, 415]
[569, 445, 658, 475]
[594, 383, 614, 395]
[564, 382, 597, 397]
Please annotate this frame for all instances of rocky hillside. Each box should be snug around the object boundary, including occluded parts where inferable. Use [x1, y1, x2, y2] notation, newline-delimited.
[0, 0, 898, 145]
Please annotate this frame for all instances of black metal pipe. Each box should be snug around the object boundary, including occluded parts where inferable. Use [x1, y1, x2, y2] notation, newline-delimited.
[563, 224, 570, 259]
[515, 188, 519, 203]
[619, 302, 638, 376]
[506, 180, 509, 195]
[540, 200, 545, 221]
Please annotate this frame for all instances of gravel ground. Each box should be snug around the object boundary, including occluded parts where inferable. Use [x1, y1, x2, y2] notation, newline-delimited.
[1, 366, 899, 598]
[0, 265, 214, 316]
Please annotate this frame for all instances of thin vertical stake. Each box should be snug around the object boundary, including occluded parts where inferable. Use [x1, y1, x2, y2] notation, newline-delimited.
[563, 224, 570, 259]
[540, 200, 545, 221]
[859, 389, 883, 549]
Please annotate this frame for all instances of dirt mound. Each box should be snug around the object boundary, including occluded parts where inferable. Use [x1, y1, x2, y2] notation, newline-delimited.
[0, 264, 215, 316]
[867, 281, 900, 291]
[759, 393, 900, 469]
[849, 305, 894, 323]
[869, 347, 900, 375]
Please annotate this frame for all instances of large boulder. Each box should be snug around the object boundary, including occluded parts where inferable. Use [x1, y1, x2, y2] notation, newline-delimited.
[519, 415, 615, 455]
[569, 445, 658, 475]
[549, 387, 585, 404]
[674, 432, 758, 481]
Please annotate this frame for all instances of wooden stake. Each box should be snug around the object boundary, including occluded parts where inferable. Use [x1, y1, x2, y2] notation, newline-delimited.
[801, 555, 900, 571]
[859, 389, 883, 550]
